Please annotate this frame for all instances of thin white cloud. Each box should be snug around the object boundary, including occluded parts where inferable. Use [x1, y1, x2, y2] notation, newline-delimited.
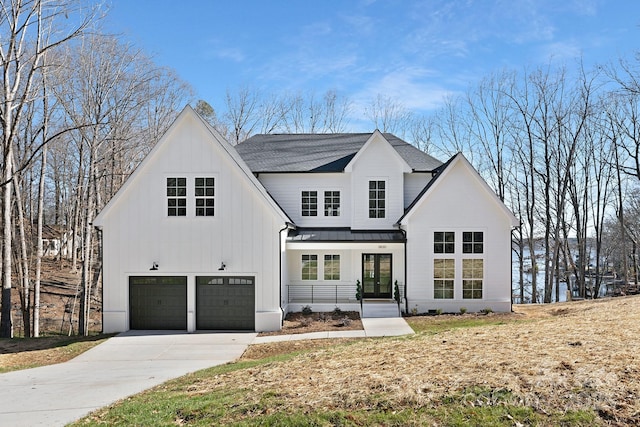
[353, 67, 457, 113]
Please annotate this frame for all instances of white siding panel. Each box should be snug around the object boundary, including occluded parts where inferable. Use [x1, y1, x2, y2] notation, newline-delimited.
[405, 160, 512, 313]
[404, 173, 432, 208]
[100, 111, 284, 333]
[350, 138, 405, 229]
[259, 173, 350, 227]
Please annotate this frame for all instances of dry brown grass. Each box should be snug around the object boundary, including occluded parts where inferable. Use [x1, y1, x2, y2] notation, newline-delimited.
[199, 296, 640, 424]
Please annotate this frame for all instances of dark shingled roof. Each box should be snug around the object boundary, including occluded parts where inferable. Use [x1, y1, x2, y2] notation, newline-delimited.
[235, 133, 442, 173]
[287, 228, 406, 243]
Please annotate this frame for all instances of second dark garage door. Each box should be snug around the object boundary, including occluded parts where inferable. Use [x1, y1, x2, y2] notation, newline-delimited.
[196, 276, 255, 330]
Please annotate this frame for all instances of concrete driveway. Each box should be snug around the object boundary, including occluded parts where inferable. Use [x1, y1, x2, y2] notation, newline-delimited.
[0, 330, 257, 427]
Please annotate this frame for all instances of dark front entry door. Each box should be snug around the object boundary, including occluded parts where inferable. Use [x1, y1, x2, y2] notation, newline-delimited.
[362, 254, 392, 298]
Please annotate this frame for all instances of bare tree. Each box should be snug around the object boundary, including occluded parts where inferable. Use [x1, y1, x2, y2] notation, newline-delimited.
[0, 0, 97, 338]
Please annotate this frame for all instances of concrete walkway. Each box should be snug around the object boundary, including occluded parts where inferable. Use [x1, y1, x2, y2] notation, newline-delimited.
[0, 318, 414, 426]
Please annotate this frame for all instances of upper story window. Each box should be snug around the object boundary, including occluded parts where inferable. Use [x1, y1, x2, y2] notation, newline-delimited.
[324, 191, 340, 217]
[463, 232, 484, 253]
[368, 180, 385, 218]
[434, 231, 455, 254]
[301, 191, 318, 216]
[195, 177, 215, 216]
[167, 177, 187, 216]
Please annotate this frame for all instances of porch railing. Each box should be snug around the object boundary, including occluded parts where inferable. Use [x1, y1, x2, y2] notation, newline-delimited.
[287, 284, 356, 304]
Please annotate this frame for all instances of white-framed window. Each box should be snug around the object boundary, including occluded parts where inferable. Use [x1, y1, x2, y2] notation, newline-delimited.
[463, 231, 484, 254]
[462, 259, 483, 299]
[301, 191, 318, 216]
[301, 254, 318, 280]
[324, 255, 340, 280]
[195, 177, 215, 216]
[324, 191, 340, 217]
[434, 231, 455, 254]
[167, 177, 187, 216]
[368, 180, 385, 218]
[433, 259, 454, 299]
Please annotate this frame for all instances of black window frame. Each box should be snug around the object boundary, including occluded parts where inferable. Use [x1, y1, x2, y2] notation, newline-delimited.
[167, 177, 187, 216]
[368, 180, 386, 218]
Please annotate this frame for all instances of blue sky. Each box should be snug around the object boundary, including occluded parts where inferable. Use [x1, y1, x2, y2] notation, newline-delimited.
[104, 0, 640, 123]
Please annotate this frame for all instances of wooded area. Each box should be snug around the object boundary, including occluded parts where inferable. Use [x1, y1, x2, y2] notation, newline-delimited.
[2, 0, 640, 338]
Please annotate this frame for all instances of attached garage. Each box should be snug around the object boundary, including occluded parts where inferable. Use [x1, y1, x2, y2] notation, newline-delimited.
[129, 276, 187, 330]
[196, 276, 255, 330]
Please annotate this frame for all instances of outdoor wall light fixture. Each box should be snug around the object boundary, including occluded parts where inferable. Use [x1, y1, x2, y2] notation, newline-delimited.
[218, 262, 226, 271]
[150, 262, 159, 271]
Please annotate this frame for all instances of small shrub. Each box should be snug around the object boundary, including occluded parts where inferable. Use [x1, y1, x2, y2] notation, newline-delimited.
[410, 306, 418, 316]
[481, 307, 494, 315]
[435, 308, 443, 315]
[332, 306, 343, 318]
[301, 305, 313, 316]
[339, 317, 352, 327]
[459, 307, 467, 314]
[300, 317, 313, 327]
[318, 312, 327, 322]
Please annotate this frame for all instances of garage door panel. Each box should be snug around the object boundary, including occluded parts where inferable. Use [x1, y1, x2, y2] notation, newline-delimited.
[129, 276, 187, 330]
[196, 276, 255, 330]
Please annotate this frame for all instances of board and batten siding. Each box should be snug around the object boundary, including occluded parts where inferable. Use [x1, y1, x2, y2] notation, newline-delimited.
[403, 172, 433, 209]
[98, 110, 284, 333]
[349, 136, 407, 230]
[258, 173, 351, 227]
[404, 157, 513, 313]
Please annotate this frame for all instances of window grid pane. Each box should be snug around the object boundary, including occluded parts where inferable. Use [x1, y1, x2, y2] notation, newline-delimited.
[463, 259, 483, 299]
[195, 177, 215, 216]
[324, 191, 340, 216]
[434, 231, 455, 254]
[167, 177, 187, 216]
[302, 191, 318, 216]
[368, 180, 386, 218]
[434, 258, 454, 299]
[302, 255, 318, 280]
[463, 231, 484, 253]
[324, 254, 340, 280]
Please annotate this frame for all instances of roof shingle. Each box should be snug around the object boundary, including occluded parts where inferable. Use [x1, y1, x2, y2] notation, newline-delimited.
[235, 133, 441, 172]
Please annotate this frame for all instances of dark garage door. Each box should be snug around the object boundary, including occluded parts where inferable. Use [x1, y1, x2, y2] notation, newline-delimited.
[129, 276, 187, 330]
[196, 276, 255, 330]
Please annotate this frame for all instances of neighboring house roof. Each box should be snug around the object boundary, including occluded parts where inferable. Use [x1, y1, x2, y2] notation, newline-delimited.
[288, 228, 406, 243]
[397, 152, 519, 227]
[236, 133, 442, 173]
[94, 106, 291, 227]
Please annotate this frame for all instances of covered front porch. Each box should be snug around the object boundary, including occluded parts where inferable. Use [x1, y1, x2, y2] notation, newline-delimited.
[282, 228, 406, 317]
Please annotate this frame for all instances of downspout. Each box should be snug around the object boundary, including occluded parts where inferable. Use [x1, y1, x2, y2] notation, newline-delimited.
[278, 222, 296, 326]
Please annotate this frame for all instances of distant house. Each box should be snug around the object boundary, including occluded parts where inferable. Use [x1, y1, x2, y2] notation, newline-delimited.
[40, 224, 73, 258]
[93, 106, 518, 333]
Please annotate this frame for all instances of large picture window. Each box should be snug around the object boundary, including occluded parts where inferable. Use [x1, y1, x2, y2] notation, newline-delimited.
[463, 232, 484, 254]
[167, 177, 187, 216]
[301, 255, 318, 280]
[433, 259, 454, 299]
[324, 191, 340, 216]
[368, 180, 385, 218]
[195, 177, 215, 216]
[324, 255, 340, 280]
[302, 191, 318, 216]
[434, 231, 455, 254]
[462, 259, 483, 299]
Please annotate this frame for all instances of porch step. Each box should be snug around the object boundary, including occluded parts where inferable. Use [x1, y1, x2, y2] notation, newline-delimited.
[361, 301, 401, 318]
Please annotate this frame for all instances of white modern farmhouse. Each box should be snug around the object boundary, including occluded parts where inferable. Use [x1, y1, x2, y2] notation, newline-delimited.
[94, 106, 518, 333]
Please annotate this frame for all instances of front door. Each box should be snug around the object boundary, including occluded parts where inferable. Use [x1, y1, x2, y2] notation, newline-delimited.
[362, 254, 392, 298]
